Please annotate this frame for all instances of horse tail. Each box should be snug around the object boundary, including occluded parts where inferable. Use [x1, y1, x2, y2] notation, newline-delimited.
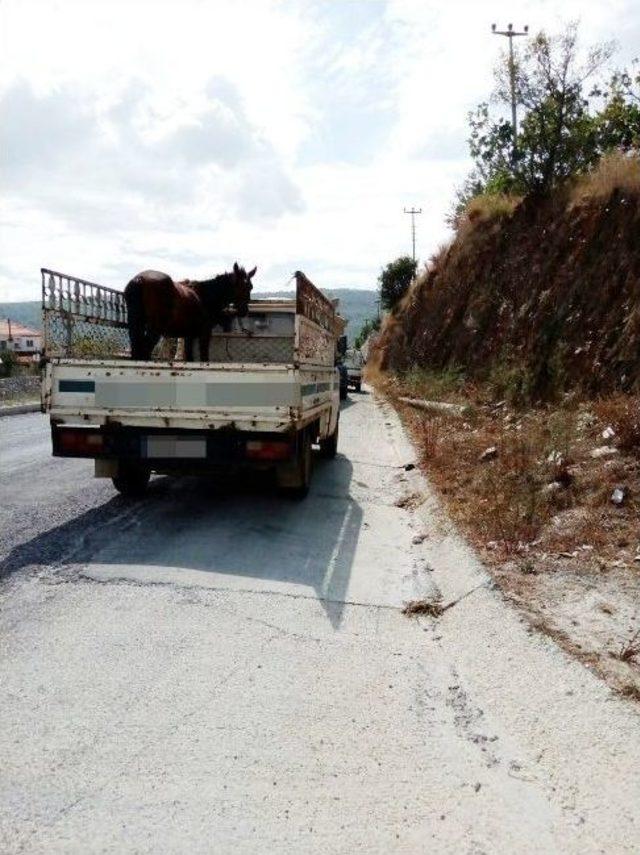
[124, 276, 147, 359]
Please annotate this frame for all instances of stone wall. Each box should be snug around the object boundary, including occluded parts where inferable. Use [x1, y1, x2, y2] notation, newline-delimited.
[0, 375, 40, 403]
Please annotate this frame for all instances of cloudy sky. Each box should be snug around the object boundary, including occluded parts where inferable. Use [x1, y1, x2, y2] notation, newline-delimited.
[1, 0, 638, 300]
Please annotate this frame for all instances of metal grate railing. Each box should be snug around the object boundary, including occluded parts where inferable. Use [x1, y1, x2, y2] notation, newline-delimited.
[41, 268, 130, 358]
[41, 268, 342, 362]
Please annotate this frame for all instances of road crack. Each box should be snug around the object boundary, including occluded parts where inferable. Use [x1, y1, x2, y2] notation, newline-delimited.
[53, 569, 403, 613]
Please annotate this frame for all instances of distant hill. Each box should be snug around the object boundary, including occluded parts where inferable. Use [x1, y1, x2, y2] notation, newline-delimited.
[0, 302, 41, 331]
[0, 288, 379, 344]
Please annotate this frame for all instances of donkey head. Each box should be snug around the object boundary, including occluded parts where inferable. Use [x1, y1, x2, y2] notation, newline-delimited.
[231, 262, 256, 317]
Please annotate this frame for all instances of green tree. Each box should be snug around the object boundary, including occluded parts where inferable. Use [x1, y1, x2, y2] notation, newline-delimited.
[379, 256, 417, 311]
[0, 349, 17, 377]
[354, 317, 381, 350]
[594, 60, 640, 152]
[461, 24, 613, 203]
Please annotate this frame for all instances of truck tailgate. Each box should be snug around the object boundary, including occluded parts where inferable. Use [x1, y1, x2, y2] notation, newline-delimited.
[46, 359, 336, 432]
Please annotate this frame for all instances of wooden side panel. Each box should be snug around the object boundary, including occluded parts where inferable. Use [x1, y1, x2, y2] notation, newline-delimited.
[296, 315, 335, 367]
[295, 271, 336, 334]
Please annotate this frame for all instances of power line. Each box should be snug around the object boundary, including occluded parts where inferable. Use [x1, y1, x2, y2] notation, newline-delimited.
[491, 23, 529, 159]
[403, 207, 422, 264]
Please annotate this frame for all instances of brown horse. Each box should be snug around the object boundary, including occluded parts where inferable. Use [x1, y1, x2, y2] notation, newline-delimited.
[124, 263, 256, 361]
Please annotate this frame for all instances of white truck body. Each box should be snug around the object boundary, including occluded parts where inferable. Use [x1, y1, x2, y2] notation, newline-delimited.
[45, 359, 336, 432]
[41, 268, 345, 496]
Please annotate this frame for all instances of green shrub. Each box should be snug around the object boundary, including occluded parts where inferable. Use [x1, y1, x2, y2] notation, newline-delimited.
[488, 359, 535, 407]
[400, 365, 466, 400]
[0, 349, 17, 377]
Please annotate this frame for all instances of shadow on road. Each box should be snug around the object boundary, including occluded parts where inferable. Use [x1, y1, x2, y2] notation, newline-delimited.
[1, 454, 362, 629]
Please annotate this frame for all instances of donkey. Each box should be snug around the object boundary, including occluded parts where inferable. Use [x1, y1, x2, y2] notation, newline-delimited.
[124, 263, 256, 361]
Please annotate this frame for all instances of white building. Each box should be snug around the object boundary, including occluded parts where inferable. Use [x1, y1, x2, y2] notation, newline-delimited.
[0, 319, 42, 362]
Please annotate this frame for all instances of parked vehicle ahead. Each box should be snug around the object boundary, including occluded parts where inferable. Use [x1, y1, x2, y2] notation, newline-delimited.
[344, 349, 364, 393]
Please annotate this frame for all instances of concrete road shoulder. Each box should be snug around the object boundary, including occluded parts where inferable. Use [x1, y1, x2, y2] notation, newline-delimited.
[0, 402, 41, 418]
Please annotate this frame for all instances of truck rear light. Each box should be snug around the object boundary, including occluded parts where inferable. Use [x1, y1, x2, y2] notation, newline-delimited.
[58, 429, 104, 454]
[245, 440, 291, 461]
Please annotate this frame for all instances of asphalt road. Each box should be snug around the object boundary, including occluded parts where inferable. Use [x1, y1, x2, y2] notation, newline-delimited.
[1, 395, 639, 854]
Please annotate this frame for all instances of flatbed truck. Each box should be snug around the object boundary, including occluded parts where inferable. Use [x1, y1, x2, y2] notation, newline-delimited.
[41, 269, 345, 498]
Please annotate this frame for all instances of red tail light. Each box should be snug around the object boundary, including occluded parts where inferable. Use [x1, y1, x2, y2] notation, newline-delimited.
[58, 429, 104, 454]
[245, 440, 292, 461]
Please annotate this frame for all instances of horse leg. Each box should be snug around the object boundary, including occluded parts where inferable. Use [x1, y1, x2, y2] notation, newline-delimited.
[129, 325, 148, 360]
[198, 329, 211, 362]
[143, 330, 161, 360]
[124, 278, 148, 360]
[184, 337, 194, 362]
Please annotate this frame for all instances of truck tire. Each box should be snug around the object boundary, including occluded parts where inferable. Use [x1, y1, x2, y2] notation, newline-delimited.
[319, 418, 339, 459]
[112, 462, 151, 497]
[277, 431, 312, 499]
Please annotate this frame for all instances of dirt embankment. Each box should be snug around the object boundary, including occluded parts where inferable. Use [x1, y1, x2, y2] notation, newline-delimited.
[379, 377, 640, 701]
[376, 183, 640, 401]
[371, 165, 640, 700]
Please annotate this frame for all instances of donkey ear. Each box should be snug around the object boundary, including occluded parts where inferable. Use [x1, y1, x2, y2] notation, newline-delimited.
[248, 266, 257, 279]
[233, 262, 239, 274]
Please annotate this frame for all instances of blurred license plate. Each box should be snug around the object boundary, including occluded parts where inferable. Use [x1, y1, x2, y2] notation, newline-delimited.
[145, 437, 206, 458]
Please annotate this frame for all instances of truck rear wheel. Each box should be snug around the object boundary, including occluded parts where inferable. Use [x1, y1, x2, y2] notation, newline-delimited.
[277, 431, 312, 499]
[319, 418, 339, 459]
[112, 462, 151, 497]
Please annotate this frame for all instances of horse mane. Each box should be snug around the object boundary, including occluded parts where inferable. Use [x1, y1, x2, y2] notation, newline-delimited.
[192, 271, 235, 290]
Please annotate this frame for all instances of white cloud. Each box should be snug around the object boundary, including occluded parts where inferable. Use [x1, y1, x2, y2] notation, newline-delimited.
[0, 0, 638, 300]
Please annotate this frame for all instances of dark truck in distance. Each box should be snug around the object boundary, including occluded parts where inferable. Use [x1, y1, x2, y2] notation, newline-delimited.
[343, 350, 364, 393]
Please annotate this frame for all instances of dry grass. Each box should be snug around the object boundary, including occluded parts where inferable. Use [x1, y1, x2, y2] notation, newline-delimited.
[385, 370, 640, 560]
[363, 359, 392, 391]
[593, 394, 640, 453]
[572, 151, 640, 202]
[427, 240, 453, 268]
[618, 628, 640, 663]
[409, 406, 579, 553]
[402, 599, 445, 618]
[620, 685, 640, 701]
[465, 192, 522, 221]
[421, 417, 443, 460]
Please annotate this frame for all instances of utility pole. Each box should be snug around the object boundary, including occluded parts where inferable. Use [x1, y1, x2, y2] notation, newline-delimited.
[491, 23, 528, 159]
[403, 207, 422, 264]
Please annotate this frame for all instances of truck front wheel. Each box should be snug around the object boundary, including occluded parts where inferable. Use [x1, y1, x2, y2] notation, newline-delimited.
[112, 462, 151, 497]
